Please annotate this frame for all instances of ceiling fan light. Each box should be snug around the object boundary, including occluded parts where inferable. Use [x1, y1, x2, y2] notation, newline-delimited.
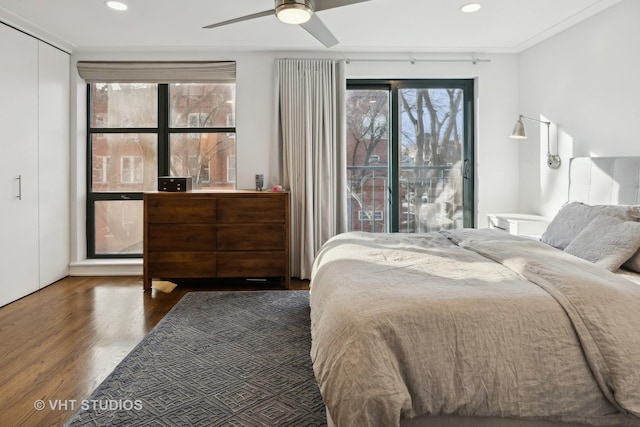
[460, 3, 482, 13]
[105, 1, 128, 11]
[276, 1, 313, 24]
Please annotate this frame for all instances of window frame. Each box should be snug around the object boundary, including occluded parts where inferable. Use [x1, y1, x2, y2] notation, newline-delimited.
[346, 78, 475, 232]
[86, 83, 236, 258]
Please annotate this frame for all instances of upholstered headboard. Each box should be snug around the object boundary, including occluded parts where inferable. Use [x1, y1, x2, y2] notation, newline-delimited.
[569, 157, 640, 205]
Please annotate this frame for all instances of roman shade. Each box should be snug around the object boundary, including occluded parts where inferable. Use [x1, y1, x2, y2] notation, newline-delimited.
[76, 61, 236, 83]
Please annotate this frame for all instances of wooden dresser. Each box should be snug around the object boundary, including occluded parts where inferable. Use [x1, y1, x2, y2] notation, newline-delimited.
[143, 191, 290, 290]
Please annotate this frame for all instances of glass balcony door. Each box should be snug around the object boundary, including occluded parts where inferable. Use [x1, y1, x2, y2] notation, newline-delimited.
[346, 80, 474, 233]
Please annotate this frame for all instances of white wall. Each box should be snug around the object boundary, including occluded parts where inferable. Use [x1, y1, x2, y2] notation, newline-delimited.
[69, 50, 519, 271]
[517, 0, 640, 217]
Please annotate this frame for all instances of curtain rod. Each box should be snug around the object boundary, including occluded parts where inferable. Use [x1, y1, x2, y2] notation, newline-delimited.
[344, 58, 490, 65]
[276, 57, 491, 65]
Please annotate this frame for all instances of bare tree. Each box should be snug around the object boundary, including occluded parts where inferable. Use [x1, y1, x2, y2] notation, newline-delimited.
[347, 91, 388, 171]
[399, 88, 463, 231]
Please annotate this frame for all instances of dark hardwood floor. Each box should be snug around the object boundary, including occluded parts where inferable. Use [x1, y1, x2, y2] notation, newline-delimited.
[0, 275, 309, 427]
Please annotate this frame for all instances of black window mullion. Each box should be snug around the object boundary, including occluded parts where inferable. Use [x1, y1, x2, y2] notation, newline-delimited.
[88, 127, 157, 134]
[86, 84, 94, 257]
[169, 127, 236, 133]
[390, 83, 400, 232]
[158, 84, 169, 176]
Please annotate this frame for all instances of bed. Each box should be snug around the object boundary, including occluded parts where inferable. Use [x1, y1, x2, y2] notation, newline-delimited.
[309, 157, 640, 427]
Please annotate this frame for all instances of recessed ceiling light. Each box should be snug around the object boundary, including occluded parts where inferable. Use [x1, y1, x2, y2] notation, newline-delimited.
[105, 1, 128, 11]
[460, 2, 482, 13]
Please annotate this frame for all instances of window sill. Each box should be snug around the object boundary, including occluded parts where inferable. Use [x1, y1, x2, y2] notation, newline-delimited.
[69, 258, 142, 276]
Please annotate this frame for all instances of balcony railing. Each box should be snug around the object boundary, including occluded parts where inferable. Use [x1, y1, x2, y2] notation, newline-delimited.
[347, 164, 461, 233]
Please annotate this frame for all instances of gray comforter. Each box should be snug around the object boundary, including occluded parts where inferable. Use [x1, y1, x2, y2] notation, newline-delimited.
[309, 229, 640, 427]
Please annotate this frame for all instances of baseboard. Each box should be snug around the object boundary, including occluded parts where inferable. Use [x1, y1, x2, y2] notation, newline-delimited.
[69, 258, 143, 276]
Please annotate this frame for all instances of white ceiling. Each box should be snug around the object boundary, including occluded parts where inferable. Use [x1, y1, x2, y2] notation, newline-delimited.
[0, 0, 621, 54]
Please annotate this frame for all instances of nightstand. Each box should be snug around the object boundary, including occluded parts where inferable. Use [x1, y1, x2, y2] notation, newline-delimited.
[487, 213, 550, 239]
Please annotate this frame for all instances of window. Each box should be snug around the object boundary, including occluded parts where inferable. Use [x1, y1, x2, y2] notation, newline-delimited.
[87, 79, 236, 257]
[200, 157, 211, 183]
[93, 155, 109, 184]
[346, 79, 474, 233]
[227, 155, 236, 183]
[121, 156, 143, 184]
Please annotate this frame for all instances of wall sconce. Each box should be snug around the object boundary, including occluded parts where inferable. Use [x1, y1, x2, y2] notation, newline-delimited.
[510, 115, 561, 169]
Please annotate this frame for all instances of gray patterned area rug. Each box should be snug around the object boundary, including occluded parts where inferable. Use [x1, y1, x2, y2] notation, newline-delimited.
[64, 291, 326, 426]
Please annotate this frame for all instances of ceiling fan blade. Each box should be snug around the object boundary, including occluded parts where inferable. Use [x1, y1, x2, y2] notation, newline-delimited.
[203, 10, 274, 29]
[300, 14, 339, 48]
[314, 0, 372, 12]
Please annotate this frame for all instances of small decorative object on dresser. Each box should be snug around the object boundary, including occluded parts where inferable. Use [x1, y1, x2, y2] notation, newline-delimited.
[487, 213, 550, 239]
[143, 190, 290, 290]
[255, 174, 264, 191]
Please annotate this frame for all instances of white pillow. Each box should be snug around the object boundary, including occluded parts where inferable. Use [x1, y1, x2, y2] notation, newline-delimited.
[564, 215, 640, 271]
[541, 202, 640, 250]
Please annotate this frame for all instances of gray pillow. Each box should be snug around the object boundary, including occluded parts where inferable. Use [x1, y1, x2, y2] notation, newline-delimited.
[564, 215, 640, 271]
[541, 202, 640, 250]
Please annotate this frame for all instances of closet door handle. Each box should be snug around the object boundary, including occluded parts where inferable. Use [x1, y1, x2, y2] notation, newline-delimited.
[16, 175, 22, 200]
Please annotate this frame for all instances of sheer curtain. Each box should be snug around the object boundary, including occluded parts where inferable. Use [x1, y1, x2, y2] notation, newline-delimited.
[277, 59, 347, 279]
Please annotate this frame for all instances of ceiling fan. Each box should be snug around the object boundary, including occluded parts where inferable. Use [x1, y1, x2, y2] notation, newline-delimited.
[203, 0, 372, 48]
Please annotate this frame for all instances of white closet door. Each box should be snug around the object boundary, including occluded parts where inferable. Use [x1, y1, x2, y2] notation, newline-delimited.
[38, 41, 70, 288]
[0, 24, 40, 306]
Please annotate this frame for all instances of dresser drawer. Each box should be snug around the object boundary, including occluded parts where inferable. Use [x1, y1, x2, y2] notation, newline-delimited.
[216, 224, 285, 251]
[147, 252, 217, 277]
[147, 224, 216, 252]
[217, 196, 285, 223]
[146, 196, 216, 224]
[217, 252, 286, 277]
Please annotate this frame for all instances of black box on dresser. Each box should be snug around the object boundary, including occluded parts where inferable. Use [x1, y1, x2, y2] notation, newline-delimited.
[157, 176, 193, 192]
